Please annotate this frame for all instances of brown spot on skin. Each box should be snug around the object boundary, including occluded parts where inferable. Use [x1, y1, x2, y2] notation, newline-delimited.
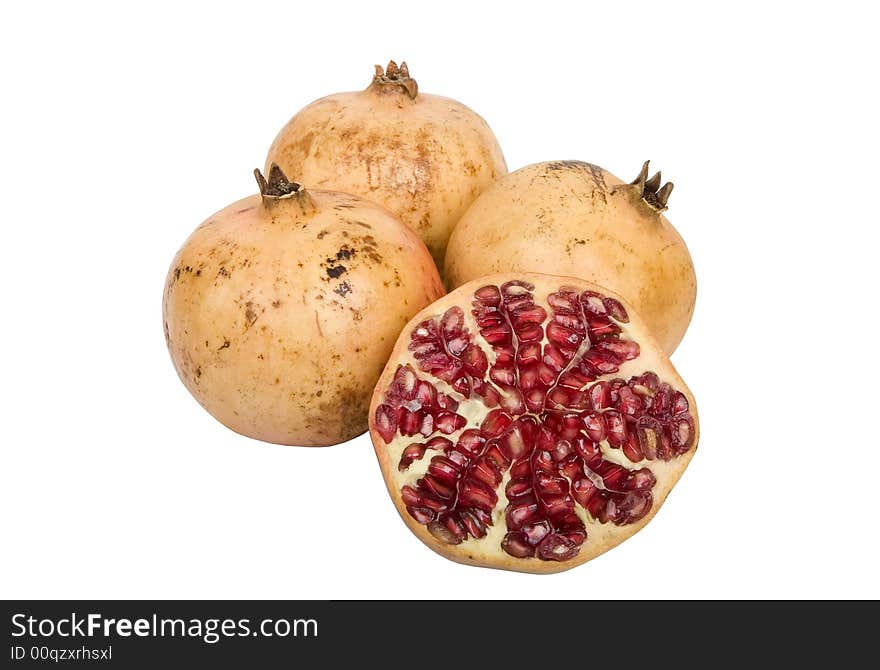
[314, 312, 323, 337]
[353, 221, 372, 229]
[217, 266, 230, 279]
[317, 229, 329, 239]
[334, 281, 352, 297]
[195, 367, 202, 378]
[237, 206, 255, 214]
[272, 299, 282, 308]
[316, 390, 323, 397]
[218, 338, 230, 351]
[244, 301, 259, 329]
[326, 265, 347, 278]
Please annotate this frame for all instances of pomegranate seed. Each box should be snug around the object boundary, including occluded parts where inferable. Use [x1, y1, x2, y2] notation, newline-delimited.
[456, 429, 485, 456]
[499, 390, 524, 415]
[399, 443, 426, 471]
[490, 366, 516, 386]
[582, 349, 620, 375]
[420, 475, 455, 500]
[524, 389, 545, 413]
[459, 510, 487, 538]
[518, 366, 540, 391]
[672, 417, 695, 452]
[535, 472, 567, 495]
[622, 432, 644, 463]
[622, 468, 656, 491]
[451, 376, 471, 396]
[462, 344, 488, 375]
[502, 531, 535, 558]
[419, 414, 435, 436]
[427, 519, 463, 545]
[474, 285, 502, 306]
[506, 477, 531, 499]
[603, 297, 629, 322]
[580, 292, 607, 315]
[672, 392, 690, 416]
[410, 341, 440, 357]
[541, 495, 573, 518]
[589, 317, 619, 337]
[552, 439, 574, 462]
[448, 450, 468, 467]
[516, 342, 542, 367]
[481, 324, 511, 345]
[546, 322, 582, 347]
[483, 443, 510, 469]
[598, 338, 640, 361]
[522, 520, 551, 546]
[436, 412, 466, 434]
[546, 387, 572, 409]
[583, 413, 606, 442]
[420, 493, 450, 514]
[517, 324, 544, 342]
[537, 534, 579, 561]
[399, 408, 422, 436]
[428, 456, 461, 483]
[408, 506, 435, 524]
[401, 485, 422, 507]
[459, 480, 497, 512]
[589, 382, 611, 410]
[618, 386, 644, 415]
[470, 459, 502, 489]
[506, 500, 540, 530]
[605, 410, 627, 446]
[543, 344, 568, 371]
[480, 410, 513, 438]
[375, 404, 397, 443]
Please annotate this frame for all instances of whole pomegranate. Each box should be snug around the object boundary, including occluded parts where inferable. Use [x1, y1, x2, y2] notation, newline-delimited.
[163, 166, 444, 446]
[444, 161, 696, 354]
[265, 61, 507, 271]
[369, 274, 698, 573]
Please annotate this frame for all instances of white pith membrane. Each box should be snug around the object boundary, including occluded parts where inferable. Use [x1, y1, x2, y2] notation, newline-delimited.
[373, 280, 696, 566]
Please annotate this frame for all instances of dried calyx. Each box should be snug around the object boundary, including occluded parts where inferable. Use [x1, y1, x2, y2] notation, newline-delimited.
[628, 160, 673, 212]
[371, 60, 418, 99]
[254, 164, 303, 198]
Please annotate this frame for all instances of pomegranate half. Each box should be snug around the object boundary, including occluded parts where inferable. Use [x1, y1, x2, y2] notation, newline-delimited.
[369, 273, 698, 573]
[164, 166, 444, 446]
[444, 161, 697, 354]
[265, 61, 507, 271]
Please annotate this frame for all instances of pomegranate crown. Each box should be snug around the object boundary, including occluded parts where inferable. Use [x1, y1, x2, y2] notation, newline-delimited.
[254, 164, 303, 199]
[371, 60, 418, 99]
[630, 160, 673, 212]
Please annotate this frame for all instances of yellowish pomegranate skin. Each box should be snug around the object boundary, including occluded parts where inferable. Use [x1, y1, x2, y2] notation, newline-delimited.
[265, 62, 507, 271]
[444, 161, 696, 354]
[163, 181, 444, 446]
[368, 273, 699, 573]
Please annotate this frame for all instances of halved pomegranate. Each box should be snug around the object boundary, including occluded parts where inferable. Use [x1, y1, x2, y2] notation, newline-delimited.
[368, 274, 698, 573]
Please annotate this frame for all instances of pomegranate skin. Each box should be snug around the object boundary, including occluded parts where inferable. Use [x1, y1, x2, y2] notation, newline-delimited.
[368, 273, 698, 573]
[265, 61, 507, 272]
[164, 169, 444, 447]
[444, 161, 696, 354]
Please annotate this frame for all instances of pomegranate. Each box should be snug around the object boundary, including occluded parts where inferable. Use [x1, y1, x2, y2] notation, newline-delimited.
[163, 166, 444, 446]
[265, 60, 507, 271]
[444, 161, 696, 354]
[369, 274, 698, 572]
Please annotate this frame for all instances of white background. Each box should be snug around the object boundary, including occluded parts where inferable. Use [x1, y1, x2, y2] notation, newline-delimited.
[1, 1, 877, 599]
